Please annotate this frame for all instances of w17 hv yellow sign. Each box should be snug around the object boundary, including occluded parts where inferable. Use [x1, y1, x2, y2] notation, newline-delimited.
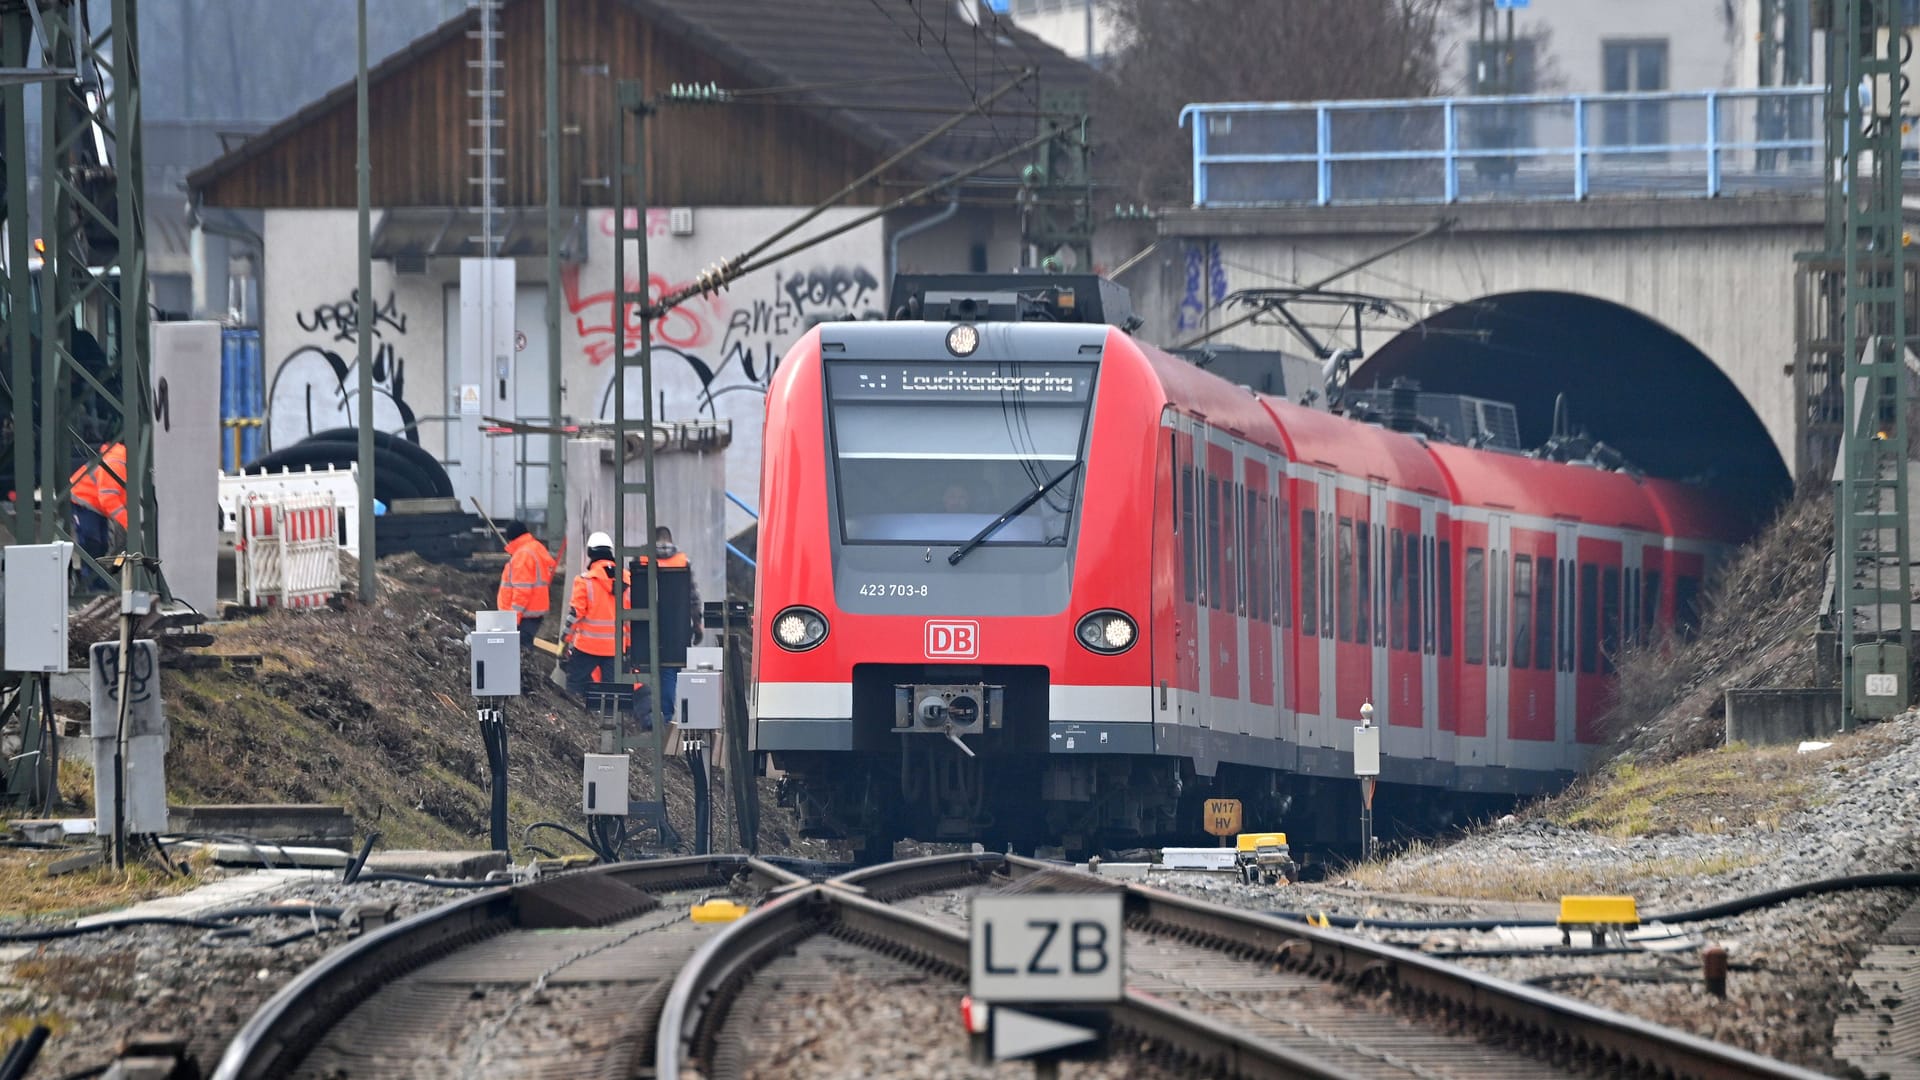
[1204, 798, 1242, 837]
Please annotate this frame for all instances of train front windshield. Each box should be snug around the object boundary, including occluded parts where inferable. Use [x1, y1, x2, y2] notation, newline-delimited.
[826, 360, 1097, 548]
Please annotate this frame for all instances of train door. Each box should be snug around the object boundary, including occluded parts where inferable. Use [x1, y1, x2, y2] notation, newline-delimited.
[1167, 419, 1203, 725]
[1554, 521, 1579, 768]
[1187, 420, 1212, 729]
[1243, 454, 1276, 738]
[1317, 471, 1337, 729]
[1623, 539, 1642, 666]
[1574, 534, 1624, 743]
[1205, 436, 1237, 719]
[1228, 442, 1254, 737]
[1271, 459, 1290, 742]
[1369, 481, 1390, 727]
[1290, 470, 1316, 734]
[1485, 513, 1511, 766]
[1419, 496, 1442, 761]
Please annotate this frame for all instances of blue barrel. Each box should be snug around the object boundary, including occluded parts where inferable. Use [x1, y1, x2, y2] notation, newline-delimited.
[220, 328, 264, 470]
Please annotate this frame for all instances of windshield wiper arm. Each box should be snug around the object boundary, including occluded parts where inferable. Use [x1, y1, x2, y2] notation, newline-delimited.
[947, 462, 1082, 566]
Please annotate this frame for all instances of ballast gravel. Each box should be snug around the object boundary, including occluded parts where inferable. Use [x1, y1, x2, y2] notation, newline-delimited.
[1, 875, 451, 1077]
[1149, 712, 1920, 1073]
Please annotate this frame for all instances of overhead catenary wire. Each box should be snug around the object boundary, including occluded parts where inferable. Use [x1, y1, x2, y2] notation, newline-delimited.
[724, 68, 1034, 274]
[1174, 219, 1459, 351]
[648, 122, 1063, 319]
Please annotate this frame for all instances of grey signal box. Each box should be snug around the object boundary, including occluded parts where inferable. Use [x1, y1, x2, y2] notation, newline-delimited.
[1853, 642, 1909, 720]
[583, 753, 629, 815]
[677, 669, 723, 730]
[468, 610, 521, 697]
[5, 542, 73, 673]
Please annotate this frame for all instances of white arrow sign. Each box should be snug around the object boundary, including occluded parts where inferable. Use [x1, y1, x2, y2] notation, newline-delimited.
[992, 1008, 1101, 1061]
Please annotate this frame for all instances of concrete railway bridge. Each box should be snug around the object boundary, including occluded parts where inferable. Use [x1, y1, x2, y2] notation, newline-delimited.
[1128, 88, 1917, 512]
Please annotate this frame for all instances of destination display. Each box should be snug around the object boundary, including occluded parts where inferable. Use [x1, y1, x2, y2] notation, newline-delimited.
[827, 362, 1095, 404]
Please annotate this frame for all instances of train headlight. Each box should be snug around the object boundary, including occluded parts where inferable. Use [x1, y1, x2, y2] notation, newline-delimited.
[772, 606, 828, 651]
[946, 324, 979, 357]
[1075, 610, 1137, 655]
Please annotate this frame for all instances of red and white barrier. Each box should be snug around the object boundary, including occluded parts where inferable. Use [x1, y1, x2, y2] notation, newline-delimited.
[236, 493, 342, 609]
[220, 463, 360, 556]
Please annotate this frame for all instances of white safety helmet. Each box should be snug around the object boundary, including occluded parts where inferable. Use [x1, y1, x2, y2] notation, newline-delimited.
[587, 531, 613, 550]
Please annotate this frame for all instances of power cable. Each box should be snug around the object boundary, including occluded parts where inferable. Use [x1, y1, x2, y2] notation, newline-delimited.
[1270, 870, 1920, 931]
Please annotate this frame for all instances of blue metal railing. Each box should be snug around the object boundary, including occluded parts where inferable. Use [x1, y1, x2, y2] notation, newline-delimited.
[1179, 86, 1828, 208]
[726, 490, 757, 567]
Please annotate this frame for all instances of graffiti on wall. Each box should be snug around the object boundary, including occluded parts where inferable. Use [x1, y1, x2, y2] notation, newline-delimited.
[268, 288, 419, 450]
[1175, 241, 1229, 333]
[566, 263, 884, 419]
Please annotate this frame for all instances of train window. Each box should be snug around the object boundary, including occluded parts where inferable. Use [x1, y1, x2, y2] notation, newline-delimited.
[1438, 539, 1452, 657]
[824, 360, 1094, 545]
[1247, 489, 1265, 621]
[1175, 463, 1190, 599]
[1643, 571, 1661, 644]
[1512, 556, 1533, 669]
[1267, 491, 1282, 626]
[1390, 528, 1406, 651]
[1535, 557, 1554, 671]
[1206, 477, 1222, 611]
[1258, 492, 1272, 622]
[1464, 546, 1485, 665]
[1323, 512, 1335, 634]
[1299, 511, 1317, 636]
[1675, 574, 1701, 639]
[1407, 531, 1422, 653]
[1180, 465, 1197, 604]
[1561, 560, 1576, 673]
[1232, 484, 1245, 616]
[1338, 518, 1355, 643]
[1490, 549, 1506, 666]
[1601, 567, 1621, 674]
[1356, 521, 1371, 646]
[1579, 562, 1599, 674]
[1624, 568, 1639, 650]
[1375, 524, 1388, 647]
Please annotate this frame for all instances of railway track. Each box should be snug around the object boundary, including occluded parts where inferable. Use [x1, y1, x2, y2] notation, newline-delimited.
[215, 852, 1832, 1079]
[660, 853, 1832, 1080]
[210, 855, 810, 1080]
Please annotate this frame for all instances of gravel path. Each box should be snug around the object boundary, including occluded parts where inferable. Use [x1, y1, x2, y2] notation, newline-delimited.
[2, 874, 450, 1077]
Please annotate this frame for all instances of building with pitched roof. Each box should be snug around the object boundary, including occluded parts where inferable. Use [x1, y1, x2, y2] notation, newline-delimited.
[187, 0, 1101, 530]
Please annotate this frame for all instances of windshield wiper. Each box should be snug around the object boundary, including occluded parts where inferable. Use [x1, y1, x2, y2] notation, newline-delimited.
[947, 462, 1082, 566]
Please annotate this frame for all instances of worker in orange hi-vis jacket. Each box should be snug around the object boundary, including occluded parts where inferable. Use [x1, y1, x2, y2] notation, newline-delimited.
[495, 521, 557, 650]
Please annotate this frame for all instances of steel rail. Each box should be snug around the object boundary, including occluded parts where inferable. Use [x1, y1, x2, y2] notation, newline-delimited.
[827, 850, 1007, 900]
[213, 855, 806, 1080]
[655, 881, 1355, 1080]
[1004, 856, 1828, 1080]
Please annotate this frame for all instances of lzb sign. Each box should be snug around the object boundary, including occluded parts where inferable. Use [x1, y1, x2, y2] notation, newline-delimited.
[970, 894, 1123, 1003]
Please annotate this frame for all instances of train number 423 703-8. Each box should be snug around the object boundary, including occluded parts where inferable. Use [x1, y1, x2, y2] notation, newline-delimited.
[858, 583, 930, 597]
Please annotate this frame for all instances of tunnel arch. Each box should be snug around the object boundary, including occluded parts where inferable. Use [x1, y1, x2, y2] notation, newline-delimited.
[1352, 290, 1791, 524]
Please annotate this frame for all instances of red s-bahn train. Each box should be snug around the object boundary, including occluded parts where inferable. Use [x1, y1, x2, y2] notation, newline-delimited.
[749, 274, 1744, 857]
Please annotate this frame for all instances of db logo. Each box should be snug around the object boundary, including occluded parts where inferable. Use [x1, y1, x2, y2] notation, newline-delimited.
[924, 620, 979, 659]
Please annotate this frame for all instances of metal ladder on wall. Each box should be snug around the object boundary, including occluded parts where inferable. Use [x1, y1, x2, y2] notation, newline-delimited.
[467, 0, 505, 254]
[610, 79, 674, 846]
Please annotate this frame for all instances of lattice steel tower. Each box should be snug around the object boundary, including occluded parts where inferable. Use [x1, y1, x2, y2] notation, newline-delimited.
[2, 0, 161, 806]
[1820, 0, 1915, 728]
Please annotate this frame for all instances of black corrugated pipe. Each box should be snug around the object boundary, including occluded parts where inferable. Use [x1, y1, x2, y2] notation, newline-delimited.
[1269, 872, 1920, 931]
[0, 1024, 49, 1080]
[343, 831, 380, 884]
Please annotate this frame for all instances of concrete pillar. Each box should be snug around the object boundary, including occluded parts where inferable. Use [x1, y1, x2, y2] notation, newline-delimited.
[151, 322, 223, 615]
